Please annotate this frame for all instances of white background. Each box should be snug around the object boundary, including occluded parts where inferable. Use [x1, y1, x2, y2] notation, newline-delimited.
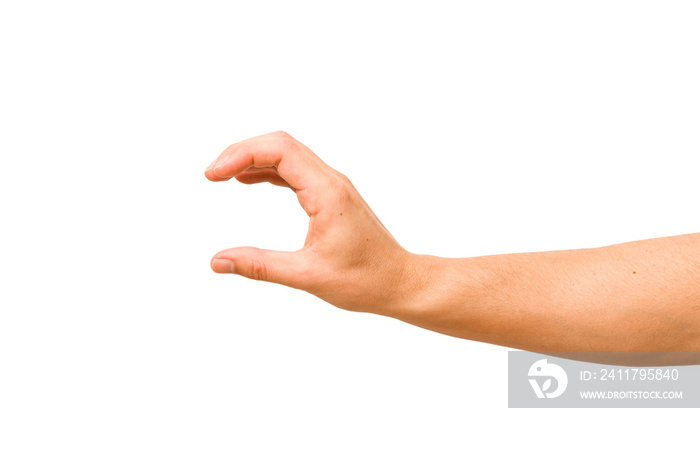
[1, 1, 698, 464]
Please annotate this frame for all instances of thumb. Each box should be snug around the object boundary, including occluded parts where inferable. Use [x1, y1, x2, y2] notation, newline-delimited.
[211, 247, 311, 289]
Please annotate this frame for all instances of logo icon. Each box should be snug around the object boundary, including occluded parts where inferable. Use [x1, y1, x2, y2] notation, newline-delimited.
[528, 359, 568, 399]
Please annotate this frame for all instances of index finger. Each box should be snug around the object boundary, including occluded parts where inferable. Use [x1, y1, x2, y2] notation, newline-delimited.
[204, 131, 328, 192]
[204, 131, 334, 216]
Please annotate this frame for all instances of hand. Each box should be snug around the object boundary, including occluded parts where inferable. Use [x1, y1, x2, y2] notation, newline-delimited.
[205, 131, 418, 315]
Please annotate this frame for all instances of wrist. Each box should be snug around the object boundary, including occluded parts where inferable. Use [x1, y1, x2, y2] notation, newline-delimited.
[384, 252, 446, 320]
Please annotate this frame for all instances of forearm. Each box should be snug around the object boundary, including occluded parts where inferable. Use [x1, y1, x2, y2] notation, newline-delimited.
[394, 234, 700, 355]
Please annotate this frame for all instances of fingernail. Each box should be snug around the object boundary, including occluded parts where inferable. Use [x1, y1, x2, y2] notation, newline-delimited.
[212, 258, 235, 273]
[205, 159, 218, 171]
[212, 163, 226, 177]
[212, 153, 231, 177]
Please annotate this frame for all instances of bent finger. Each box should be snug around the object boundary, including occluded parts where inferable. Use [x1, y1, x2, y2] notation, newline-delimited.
[205, 131, 329, 191]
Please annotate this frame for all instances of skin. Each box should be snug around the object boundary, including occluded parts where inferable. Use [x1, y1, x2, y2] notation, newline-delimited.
[205, 131, 700, 366]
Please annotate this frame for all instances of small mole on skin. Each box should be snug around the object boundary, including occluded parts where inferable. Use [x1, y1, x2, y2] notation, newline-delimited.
[633, 271, 636, 274]
[340, 213, 343, 216]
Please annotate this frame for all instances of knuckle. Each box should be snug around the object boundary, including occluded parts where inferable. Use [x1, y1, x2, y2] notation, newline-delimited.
[335, 169, 355, 190]
[248, 258, 268, 282]
[331, 173, 353, 204]
[336, 171, 352, 186]
[273, 130, 292, 140]
[272, 131, 298, 152]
